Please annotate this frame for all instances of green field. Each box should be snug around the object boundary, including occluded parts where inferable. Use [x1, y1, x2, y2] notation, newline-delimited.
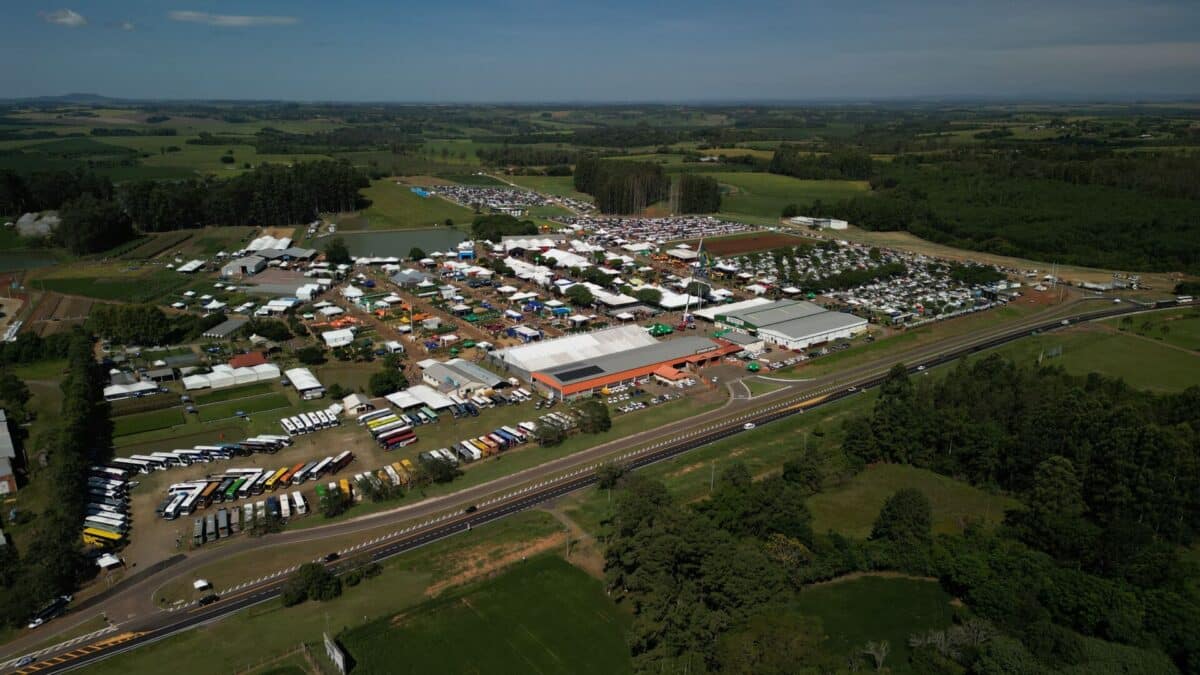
[504, 175, 592, 201]
[193, 382, 274, 405]
[196, 393, 292, 422]
[442, 173, 507, 186]
[350, 180, 474, 230]
[113, 407, 185, 437]
[710, 172, 870, 220]
[807, 463, 1019, 538]
[341, 556, 631, 675]
[792, 576, 956, 673]
[983, 326, 1199, 393]
[1105, 308, 1200, 352]
[32, 270, 191, 302]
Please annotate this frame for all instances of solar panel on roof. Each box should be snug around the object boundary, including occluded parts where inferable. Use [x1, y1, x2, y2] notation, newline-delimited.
[554, 365, 604, 383]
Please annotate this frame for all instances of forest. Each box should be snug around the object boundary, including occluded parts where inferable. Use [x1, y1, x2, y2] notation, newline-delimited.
[0, 332, 110, 628]
[602, 357, 1200, 673]
[574, 156, 670, 214]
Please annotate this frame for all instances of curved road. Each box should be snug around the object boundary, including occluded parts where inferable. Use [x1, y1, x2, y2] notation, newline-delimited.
[2, 297, 1169, 673]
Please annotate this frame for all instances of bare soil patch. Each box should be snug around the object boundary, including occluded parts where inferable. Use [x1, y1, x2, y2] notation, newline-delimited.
[694, 232, 807, 256]
[423, 532, 567, 598]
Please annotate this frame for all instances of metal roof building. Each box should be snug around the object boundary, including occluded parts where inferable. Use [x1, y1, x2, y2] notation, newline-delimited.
[531, 336, 740, 399]
[0, 411, 15, 495]
[284, 367, 324, 399]
[491, 324, 658, 380]
[715, 299, 867, 350]
[202, 318, 248, 340]
[421, 358, 504, 396]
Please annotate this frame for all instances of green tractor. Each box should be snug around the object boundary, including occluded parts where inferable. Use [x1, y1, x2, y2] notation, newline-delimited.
[746, 361, 761, 373]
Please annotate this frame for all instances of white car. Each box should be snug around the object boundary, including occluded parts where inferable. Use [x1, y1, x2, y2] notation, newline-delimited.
[743, 422, 756, 430]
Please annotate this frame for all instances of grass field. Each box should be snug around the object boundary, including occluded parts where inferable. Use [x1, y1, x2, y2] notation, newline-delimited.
[504, 175, 592, 201]
[807, 464, 1019, 538]
[442, 173, 507, 186]
[341, 556, 631, 675]
[982, 325, 1199, 393]
[193, 382, 274, 405]
[351, 180, 474, 230]
[92, 512, 563, 675]
[113, 407, 185, 437]
[792, 576, 956, 673]
[31, 269, 190, 303]
[1105, 308, 1200, 352]
[196, 393, 292, 422]
[709, 172, 870, 220]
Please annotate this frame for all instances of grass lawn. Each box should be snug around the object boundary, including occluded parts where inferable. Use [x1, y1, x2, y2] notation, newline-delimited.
[504, 175, 592, 201]
[97, 512, 562, 675]
[196, 393, 292, 422]
[1105, 308, 1200, 352]
[709, 172, 869, 220]
[352, 179, 474, 230]
[982, 326, 1199, 393]
[193, 382, 274, 405]
[807, 464, 1019, 538]
[792, 576, 956, 673]
[113, 407, 185, 437]
[442, 173, 507, 186]
[30, 269, 190, 303]
[744, 377, 786, 397]
[341, 556, 631, 675]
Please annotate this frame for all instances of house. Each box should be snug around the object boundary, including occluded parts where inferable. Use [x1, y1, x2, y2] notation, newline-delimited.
[228, 352, 268, 369]
[0, 411, 17, 495]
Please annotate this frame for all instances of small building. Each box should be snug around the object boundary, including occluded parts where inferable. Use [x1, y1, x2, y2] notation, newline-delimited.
[652, 365, 689, 387]
[143, 366, 177, 383]
[421, 358, 504, 396]
[322, 328, 356, 348]
[228, 352, 268, 369]
[177, 259, 206, 274]
[390, 269, 432, 288]
[222, 256, 267, 278]
[0, 411, 16, 495]
[202, 318, 248, 340]
[341, 393, 373, 414]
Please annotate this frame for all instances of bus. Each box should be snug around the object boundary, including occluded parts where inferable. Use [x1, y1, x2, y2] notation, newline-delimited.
[162, 493, 186, 520]
[338, 478, 351, 499]
[281, 462, 306, 484]
[315, 483, 328, 502]
[262, 434, 293, 447]
[293, 460, 318, 485]
[90, 466, 128, 481]
[83, 527, 124, 548]
[243, 503, 255, 528]
[367, 415, 399, 431]
[375, 424, 412, 443]
[280, 493, 291, 519]
[264, 467, 288, 491]
[204, 514, 217, 543]
[281, 417, 297, 435]
[381, 430, 417, 449]
[224, 478, 246, 501]
[371, 420, 408, 438]
[331, 451, 353, 472]
[199, 481, 221, 507]
[150, 451, 184, 468]
[85, 515, 128, 533]
[129, 454, 167, 471]
[309, 456, 333, 480]
[237, 473, 261, 499]
[420, 406, 438, 422]
[291, 491, 307, 516]
[299, 413, 316, 433]
[111, 457, 152, 474]
[212, 478, 234, 503]
[180, 488, 202, 515]
[357, 409, 392, 426]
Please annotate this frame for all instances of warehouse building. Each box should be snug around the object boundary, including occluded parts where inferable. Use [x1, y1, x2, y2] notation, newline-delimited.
[284, 367, 325, 399]
[715, 299, 867, 350]
[420, 358, 504, 396]
[530, 336, 740, 400]
[490, 324, 658, 381]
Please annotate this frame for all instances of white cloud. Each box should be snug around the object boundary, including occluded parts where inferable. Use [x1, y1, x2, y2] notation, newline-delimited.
[168, 11, 298, 28]
[119, 21, 136, 32]
[42, 9, 87, 28]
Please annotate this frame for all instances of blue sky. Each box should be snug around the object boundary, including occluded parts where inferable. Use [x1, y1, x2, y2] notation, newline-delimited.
[3, 0, 1199, 101]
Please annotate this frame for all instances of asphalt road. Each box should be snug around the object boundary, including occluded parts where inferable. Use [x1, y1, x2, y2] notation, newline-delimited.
[2, 297, 1169, 673]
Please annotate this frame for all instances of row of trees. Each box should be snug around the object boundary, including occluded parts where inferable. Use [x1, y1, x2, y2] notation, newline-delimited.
[676, 173, 721, 213]
[470, 214, 538, 242]
[768, 145, 875, 180]
[476, 146, 576, 167]
[573, 156, 670, 214]
[87, 304, 227, 346]
[0, 331, 110, 627]
[0, 168, 114, 215]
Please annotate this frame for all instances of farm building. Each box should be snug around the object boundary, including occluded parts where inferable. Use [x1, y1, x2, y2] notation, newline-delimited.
[490, 324, 659, 381]
[222, 256, 267, 278]
[0, 411, 16, 495]
[715, 299, 867, 350]
[530, 336, 739, 400]
[285, 367, 325, 399]
[693, 297, 773, 322]
[202, 318, 248, 340]
[176, 259, 205, 274]
[420, 358, 504, 396]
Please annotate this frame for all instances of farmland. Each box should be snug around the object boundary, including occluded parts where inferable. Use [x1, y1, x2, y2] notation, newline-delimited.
[342, 556, 632, 675]
[345, 179, 475, 230]
[710, 172, 870, 220]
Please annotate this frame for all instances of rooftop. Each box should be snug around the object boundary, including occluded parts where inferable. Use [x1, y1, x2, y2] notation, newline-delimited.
[537, 336, 732, 386]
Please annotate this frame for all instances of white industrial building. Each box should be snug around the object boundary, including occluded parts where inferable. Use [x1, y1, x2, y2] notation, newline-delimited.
[490, 324, 658, 380]
[321, 328, 356, 348]
[284, 367, 325, 399]
[715, 299, 867, 350]
[789, 216, 848, 230]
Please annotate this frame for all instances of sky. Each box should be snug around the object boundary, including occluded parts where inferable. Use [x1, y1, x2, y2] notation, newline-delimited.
[2, 0, 1199, 102]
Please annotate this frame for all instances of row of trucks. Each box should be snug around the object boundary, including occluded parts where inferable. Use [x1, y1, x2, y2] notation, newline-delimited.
[81, 465, 132, 550]
[192, 491, 310, 546]
[159, 451, 354, 521]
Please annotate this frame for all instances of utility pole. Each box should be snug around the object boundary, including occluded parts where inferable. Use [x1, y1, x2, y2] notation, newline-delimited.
[709, 460, 715, 493]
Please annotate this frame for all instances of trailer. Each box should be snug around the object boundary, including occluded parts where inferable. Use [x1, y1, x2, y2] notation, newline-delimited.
[192, 518, 205, 546]
[255, 500, 267, 524]
[279, 493, 291, 519]
[204, 514, 217, 543]
[217, 508, 230, 538]
[229, 504, 240, 533]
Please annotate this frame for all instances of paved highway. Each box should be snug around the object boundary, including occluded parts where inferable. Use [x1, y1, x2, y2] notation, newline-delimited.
[2, 298, 1170, 673]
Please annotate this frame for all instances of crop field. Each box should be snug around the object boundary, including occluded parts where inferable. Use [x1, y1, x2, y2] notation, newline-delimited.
[791, 576, 956, 673]
[116, 231, 195, 260]
[341, 555, 632, 675]
[349, 180, 474, 230]
[196, 393, 291, 422]
[30, 269, 190, 303]
[24, 292, 94, 336]
[113, 407, 185, 437]
[807, 464, 1019, 538]
[711, 172, 870, 220]
[689, 231, 810, 256]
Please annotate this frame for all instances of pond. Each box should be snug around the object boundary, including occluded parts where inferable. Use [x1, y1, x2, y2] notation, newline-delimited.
[338, 228, 467, 258]
[0, 253, 59, 273]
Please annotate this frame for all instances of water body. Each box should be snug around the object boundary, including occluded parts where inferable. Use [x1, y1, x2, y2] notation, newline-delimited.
[0, 253, 59, 273]
[338, 228, 466, 258]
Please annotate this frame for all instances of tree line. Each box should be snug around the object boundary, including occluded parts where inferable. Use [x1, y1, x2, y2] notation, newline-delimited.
[475, 146, 576, 167]
[768, 145, 875, 180]
[87, 304, 228, 346]
[470, 214, 538, 242]
[0, 331, 111, 628]
[574, 156, 669, 214]
[602, 356, 1199, 673]
[676, 173, 721, 213]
